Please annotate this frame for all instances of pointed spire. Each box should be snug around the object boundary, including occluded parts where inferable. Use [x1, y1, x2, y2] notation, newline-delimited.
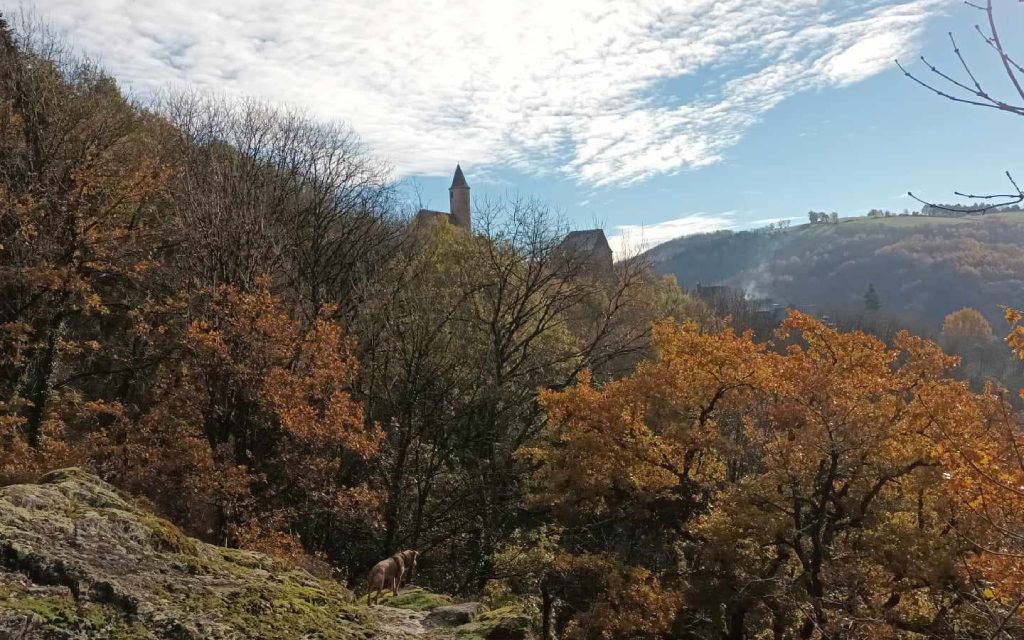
[450, 164, 469, 190]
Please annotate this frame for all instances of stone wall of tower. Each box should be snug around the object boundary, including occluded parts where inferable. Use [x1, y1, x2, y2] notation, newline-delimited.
[449, 185, 470, 231]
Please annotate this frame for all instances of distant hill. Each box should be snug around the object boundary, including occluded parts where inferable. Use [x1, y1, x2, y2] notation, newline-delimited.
[644, 212, 1024, 328]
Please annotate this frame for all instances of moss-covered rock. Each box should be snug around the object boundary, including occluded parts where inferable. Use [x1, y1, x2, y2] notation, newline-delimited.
[425, 602, 483, 627]
[0, 573, 155, 639]
[453, 602, 535, 640]
[0, 468, 370, 639]
[361, 586, 453, 611]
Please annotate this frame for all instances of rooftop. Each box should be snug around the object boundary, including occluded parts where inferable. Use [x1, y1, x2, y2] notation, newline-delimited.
[450, 164, 469, 190]
[559, 229, 610, 253]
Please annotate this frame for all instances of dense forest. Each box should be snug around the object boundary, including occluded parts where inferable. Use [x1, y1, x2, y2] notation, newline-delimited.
[3, 12, 1024, 640]
[645, 214, 1024, 328]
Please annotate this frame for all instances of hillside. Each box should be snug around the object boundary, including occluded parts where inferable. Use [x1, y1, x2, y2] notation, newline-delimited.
[0, 469, 526, 640]
[644, 212, 1024, 327]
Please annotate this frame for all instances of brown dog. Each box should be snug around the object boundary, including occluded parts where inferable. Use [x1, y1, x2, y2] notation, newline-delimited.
[366, 549, 418, 606]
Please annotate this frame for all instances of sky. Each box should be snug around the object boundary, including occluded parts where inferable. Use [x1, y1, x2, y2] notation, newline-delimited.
[11, 0, 1024, 255]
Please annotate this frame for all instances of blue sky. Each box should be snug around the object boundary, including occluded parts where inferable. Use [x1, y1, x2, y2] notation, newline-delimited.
[13, 0, 1024, 254]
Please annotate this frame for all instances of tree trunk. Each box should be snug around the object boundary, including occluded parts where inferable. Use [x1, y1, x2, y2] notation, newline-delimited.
[725, 607, 746, 640]
[22, 317, 66, 448]
[541, 582, 553, 640]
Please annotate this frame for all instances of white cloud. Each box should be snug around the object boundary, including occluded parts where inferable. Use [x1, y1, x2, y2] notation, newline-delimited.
[607, 212, 735, 257]
[10, 0, 950, 185]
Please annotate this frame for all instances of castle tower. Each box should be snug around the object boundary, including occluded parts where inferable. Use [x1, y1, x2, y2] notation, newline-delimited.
[449, 164, 471, 232]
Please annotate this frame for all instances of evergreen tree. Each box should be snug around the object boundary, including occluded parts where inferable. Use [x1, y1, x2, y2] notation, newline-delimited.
[863, 283, 880, 312]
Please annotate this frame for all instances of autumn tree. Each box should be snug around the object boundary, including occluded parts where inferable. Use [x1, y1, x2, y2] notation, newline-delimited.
[0, 19, 392, 572]
[942, 307, 995, 345]
[159, 92, 402, 319]
[0, 17, 172, 478]
[90, 284, 382, 563]
[896, 9, 1024, 627]
[944, 307, 1024, 626]
[354, 196, 692, 589]
[696, 315, 1011, 638]
[526, 312, 1023, 638]
[525, 320, 773, 637]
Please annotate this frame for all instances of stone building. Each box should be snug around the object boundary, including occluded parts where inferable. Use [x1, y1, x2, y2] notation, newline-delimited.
[554, 229, 614, 276]
[416, 165, 614, 275]
[415, 164, 471, 232]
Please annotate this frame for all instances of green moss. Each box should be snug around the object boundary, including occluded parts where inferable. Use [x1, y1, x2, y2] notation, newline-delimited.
[454, 602, 535, 640]
[0, 583, 155, 639]
[39, 468, 128, 511]
[175, 572, 367, 639]
[37, 468, 90, 485]
[218, 546, 282, 572]
[1, 470, 375, 639]
[138, 513, 200, 555]
[359, 586, 453, 611]
[110, 510, 368, 638]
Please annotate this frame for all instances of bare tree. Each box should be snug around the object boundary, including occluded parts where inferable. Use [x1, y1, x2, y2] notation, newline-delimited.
[0, 13, 172, 449]
[160, 93, 300, 290]
[897, 0, 1024, 211]
[158, 91, 402, 319]
[354, 195, 665, 589]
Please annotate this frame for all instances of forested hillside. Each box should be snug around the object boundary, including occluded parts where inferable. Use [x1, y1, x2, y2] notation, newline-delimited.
[4, 12, 1024, 640]
[0, 13, 691, 598]
[646, 213, 1024, 327]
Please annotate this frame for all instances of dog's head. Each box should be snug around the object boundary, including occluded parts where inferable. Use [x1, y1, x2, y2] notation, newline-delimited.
[403, 550, 419, 580]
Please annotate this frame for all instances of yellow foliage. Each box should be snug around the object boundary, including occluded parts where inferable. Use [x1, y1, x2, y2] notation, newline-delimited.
[941, 307, 994, 343]
[528, 310, 1024, 637]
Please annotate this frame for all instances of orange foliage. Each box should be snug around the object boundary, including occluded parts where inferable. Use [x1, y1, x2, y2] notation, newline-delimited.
[90, 285, 382, 554]
[531, 311, 1024, 637]
[557, 554, 681, 640]
[529, 322, 772, 516]
[942, 307, 995, 344]
[0, 49, 172, 480]
[186, 286, 379, 457]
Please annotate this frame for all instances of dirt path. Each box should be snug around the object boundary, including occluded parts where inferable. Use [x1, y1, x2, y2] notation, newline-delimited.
[368, 606, 454, 639]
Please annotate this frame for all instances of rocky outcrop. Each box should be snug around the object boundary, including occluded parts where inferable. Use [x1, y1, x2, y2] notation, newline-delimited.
[0, 469, 539, 640]
[450, 603, 535, 640]
[424, 602, 482, 627]
[0, 468, 368, 639]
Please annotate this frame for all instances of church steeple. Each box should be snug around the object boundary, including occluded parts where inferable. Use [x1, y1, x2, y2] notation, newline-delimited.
[449, 164, 471, 231]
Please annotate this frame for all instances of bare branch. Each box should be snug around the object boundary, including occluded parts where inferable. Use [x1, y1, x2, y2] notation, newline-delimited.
[895, 59, 1024, 115]
[950, 31, 986, 95]
[908, 170, 1024, 215]
[983, 0, 1024, 103]
[899, 1, 1024, 213]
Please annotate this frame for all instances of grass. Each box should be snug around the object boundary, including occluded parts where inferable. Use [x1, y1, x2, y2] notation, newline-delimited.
[789, 216, 980, 237]
[981, 210, 1024, 222]
[838, 215, 977, 227]
[357, 586, 453, 610]
[138, 513, 201, 555]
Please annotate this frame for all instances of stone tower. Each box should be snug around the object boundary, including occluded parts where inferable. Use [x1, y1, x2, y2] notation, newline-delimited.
[449, 164, 471, 232]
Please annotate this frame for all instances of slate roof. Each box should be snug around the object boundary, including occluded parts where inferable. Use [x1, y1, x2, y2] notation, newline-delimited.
[559, 229, 611, 254]
[450, 164, 469, 189]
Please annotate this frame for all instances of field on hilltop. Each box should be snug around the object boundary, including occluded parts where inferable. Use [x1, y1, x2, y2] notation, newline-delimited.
[645, 211, 1024, 328]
